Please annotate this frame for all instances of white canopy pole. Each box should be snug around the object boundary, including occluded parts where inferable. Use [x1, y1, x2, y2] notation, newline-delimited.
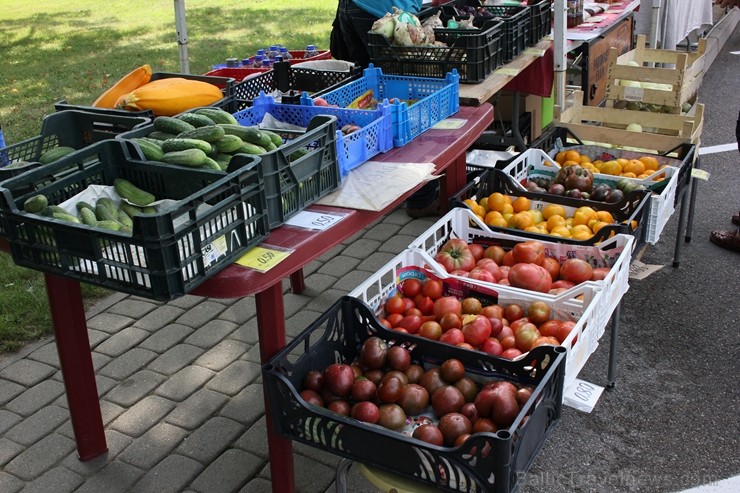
[174, 0, 190, 74]
[553, 0, 567, 110]
[649, 0, 662, 49]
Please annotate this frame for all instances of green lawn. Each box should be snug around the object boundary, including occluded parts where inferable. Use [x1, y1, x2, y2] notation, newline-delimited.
[0, 0, 335, 352]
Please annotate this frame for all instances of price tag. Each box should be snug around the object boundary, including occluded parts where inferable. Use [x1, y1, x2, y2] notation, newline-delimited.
[691, 168, 710, 181]
[623, 85, 644, 101]
[285, 210, 347, 231]
[432, 118, 467, 130]
[236, 246, 293, 272]
[523, 47, 546, 57]
[563, 378, 605, 413]
[495, 68, 520, 77]
[202, 235, 228, 269]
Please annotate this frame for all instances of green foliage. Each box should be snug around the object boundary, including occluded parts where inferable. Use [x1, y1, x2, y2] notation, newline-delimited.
[0, 0, 334, 353]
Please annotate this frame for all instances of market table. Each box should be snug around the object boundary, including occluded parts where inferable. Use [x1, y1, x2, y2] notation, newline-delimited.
[0, 102, 492, 492]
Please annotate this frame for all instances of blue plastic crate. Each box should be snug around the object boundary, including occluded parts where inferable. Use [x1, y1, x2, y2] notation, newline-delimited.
[245, 93, 393, 180]
[302, 65, 460, 147]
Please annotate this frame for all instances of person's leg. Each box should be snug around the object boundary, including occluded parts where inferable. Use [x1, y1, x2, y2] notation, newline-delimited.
[337, 0, 377, 68]
[709, 107, 740, 251]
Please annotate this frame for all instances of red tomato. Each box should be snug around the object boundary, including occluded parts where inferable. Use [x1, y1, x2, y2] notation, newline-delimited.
[418, 321, 443, 340]
[401, 297, 415, 312]
[541, 257, 561, 281]
[384, 295, 405, 314]
[559, 259, 594, 284]
[439, 328, 465, 346]
[404, 307, 423, 318]
[501, 348, 523, 359]
[509, 317, 531, 334]
[467, 243, 485, 261]
[502, 250, 516, 267]
[435, 238, 476, 273]
[504, 303, 524, 322]
[439, 312, 462, 332]
[480, 337, 503, 356]
[475, 258, 502, 281]
[398, 315, 422, 334]
[401, 278, 423, 297]
[538, 320, 562, 339]
[414, 294, 435, 315]
[515, 324, 540, 352]
[468, 267, 496, 283]
[531, 336, 560, 348]
[480, 304, 503, 320]
[386, 313, 404, 327]
[591, 267, 611, 281]
[556, 320, 577, 344]
[526, 301, 551, 326]
[378, 318, 393, 329]
[462, 315, 492, 347]
[433, 296, 462, 320]
[422, 279, 443, 299]
[483, 245, 506, 265]
[551, 279, 575, 290]
[508, 263, 553, 293]
[512, 240, 545, 265]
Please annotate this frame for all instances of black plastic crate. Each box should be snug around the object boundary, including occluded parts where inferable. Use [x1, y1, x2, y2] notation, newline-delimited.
[0, 140, 269, 300]
[0, 109, 152, 211]
[54, 71, 237, 117]
[231, 61, 361, 111]
[263, 295, 566, 493]
[453, 167, 650, 251]
[442, 1, 530, 62]
[526, 0, 552, 46]
[530, 126, 697, 207]
[367, 16, 504, 83]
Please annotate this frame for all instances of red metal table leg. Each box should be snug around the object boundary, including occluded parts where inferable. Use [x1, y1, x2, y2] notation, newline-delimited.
[44, 274, 108, 461]
[290, 269, 305, 294]
[255, 282, 295, 493]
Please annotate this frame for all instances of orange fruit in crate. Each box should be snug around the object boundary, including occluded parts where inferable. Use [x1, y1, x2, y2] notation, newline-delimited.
[639, 156, 660, 171]
[600, 160, 622, 175]
[573, 207, 597, 226]
[562, 160, 581, 167]
[546, 215, 566, 232]
[579, 154, 592, 164]
[564, 150, 581, 162]
[550, 225, 572, 238]
[591, 221, 610, 234]
[487, 192, 506, 212]
[622, 159, 646, 176]
[596, 210, 615, 223]
[512, 196, 531, 213]
[513, 212, 535, 230]
[555, 151, 568, 164]
[622, 172, 637, 178]
[542, 204, 567, 220]
[501, 203, 514, 215]
[485, 211, 508, 228]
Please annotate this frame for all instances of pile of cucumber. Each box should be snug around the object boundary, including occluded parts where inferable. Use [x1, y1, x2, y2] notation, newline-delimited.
[130, 108, 285, 171]
[22, 178, 157, 234]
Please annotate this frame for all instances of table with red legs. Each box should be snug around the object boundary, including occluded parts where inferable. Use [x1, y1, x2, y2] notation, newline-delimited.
[0, 102, 492, 492]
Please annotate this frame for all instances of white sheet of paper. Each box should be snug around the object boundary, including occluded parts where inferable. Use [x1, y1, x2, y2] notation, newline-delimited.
[564, 378, 605, 413]
[284, 210, 347, 230]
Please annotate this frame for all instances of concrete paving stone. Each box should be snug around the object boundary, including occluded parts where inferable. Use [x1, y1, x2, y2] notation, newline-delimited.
[18, 466, 83, 493]
[164, 388, 229, 430]
[340, 228, 366, 248]
[4, 406, 69, 446]
[285, 309, 326, 339]
[316, 243, 345, 264]
[4, 380, 66, 417]
[300, 272, 340, 296]
[87, 328, 110, 349]
[378, 233, 417, 254]
[233, 415, 268, 459]
[62, 429, 133, 476]
[105, 369, 167, 407]
[175, 301, 228, 329]
[26, 343, 60, 368]
[167, 294, 206, 310]
[109, 395, 177, 438]
[183, 319, 238, 349]
[3, 433, 76, 481]
[218, 297, 257, 325]
[283, 292, 314, 318]
[206, 360, 261, 396]
[139, 323, 193, 353]
[0, 472, 23, 493]
[98, 348, 158, 380]
[362, 222, 403, 242]
[242, 344, 262, 365]
[132, 305, 187, 332]
[91, 352, 112, 372]
[130, 454, 203, 493]
[194, 339, 249, 372]
[0, 359, 56, 387]
[382, 207, 416, 226]
[316, 255, 362, 278]
[104, 298, 159, 319]
[56, 399, 126, 439]
[175, 416, 244, 463]
[356, 252, 397, 273]
[86, 312, 135, 335]
[331, 269, 377, 293]
[396, 217, 436, 236]
[339, 238, 382, 260]
[0, 437, 24, 467]
[94, 326, 151, 358]
[229, 320, 260, 346]
[239, 477, 273, 493]
[188, 449, 264, 493]
[260, 451, 336, 493]
[293, 441, 343, 470]
[155, 365, 216, 402]
[219, 383, 264, 426]
[118, 422, 188, 470]
[147, 343, 205, 376]
[0, 381, 25, 406]
[73, 460, 144, 493]
[0, 409, 23, 435]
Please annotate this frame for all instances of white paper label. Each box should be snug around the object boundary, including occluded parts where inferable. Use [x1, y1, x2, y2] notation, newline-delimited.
[202, 235, 228, 269]
[623, 85, 644, 101]
[285, 210, 346, 231]
[564, 378, 604, 413]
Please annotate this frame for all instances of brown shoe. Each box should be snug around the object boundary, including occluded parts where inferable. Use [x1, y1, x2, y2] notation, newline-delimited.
[709, 229, 740, 252]
[732, 212, 740, 227]
[405, 198, 442, 219]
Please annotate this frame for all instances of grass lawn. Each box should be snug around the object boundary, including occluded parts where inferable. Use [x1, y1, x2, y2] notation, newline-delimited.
[0, 0, 335, 352]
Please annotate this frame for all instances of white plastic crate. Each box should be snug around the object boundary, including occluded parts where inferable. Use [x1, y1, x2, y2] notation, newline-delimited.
[348, 248, 605, 391]
[408, 208, 635, 341]
[502, 148, 680, 245]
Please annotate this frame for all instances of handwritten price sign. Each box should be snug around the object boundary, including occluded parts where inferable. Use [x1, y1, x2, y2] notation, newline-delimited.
[236, 246, 293, 272]
[285, 210, 347, 231]
[564, 378, 605, 413]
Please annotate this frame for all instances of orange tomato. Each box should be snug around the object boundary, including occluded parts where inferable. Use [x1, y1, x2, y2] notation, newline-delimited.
[622, 159, 645, 176]
[639, 155, 660, 171]
[487, 192, 506, 212]
[542, 204, 567, 220]
[512, 196, 531, 213]
[564, 150, 581, 162]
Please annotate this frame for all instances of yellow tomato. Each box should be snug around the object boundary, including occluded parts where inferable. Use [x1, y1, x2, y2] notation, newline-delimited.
[542, 204, 567, 220]
[487, 192, 506, 212]
[600, 160, 622, 175]
[546, 215, 566, 231]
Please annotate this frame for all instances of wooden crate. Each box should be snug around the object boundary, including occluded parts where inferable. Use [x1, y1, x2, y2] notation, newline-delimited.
[604, 34, 706, 112]
[556, 90, 703, 154]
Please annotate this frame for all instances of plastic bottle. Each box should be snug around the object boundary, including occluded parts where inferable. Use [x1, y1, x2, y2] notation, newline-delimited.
[268, 45, 280, 60]
[279, 47, 292, 61]
[303, 45, 318, 59]
[253, 55, 264, 68]
[225, 57, 239, 68]
[262, 58, 273, 70]
[241, 58, 254, 69]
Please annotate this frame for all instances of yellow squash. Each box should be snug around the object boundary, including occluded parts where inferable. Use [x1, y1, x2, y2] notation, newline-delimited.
[115, 78, 224, 116]
[92, 64, 152, 108]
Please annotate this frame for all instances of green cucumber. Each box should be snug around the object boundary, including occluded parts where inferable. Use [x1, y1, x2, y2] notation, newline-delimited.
[161, 138, 213, 155]
[23, 194, 48, 213]
[114, 178, 156, 206]
[117, 209, 134, 228]
[120, 202, 143, 218]
[96, 220, 122, 231]
[215, 134, 245, 154]
[201, 156, 223, 171]
[237, 143, 266, 155]
[161, 148, 208, 167]
[261, 129, 284, 148]
[39, 146, 76, 164]
[147, 131, 178, 141]
[79, 208, 98, 226]
[217, 124, 262, 144]
[177, 112, 216, 128]
[177, 125, 226, 143]
[195, 107, 238, 125]
[52, 212, 80, 223]
[153, 116, 196, 135]
[132, 138, 165, 161]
